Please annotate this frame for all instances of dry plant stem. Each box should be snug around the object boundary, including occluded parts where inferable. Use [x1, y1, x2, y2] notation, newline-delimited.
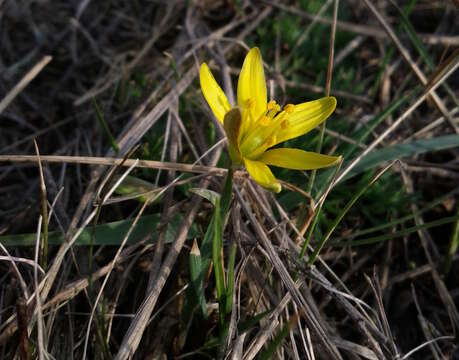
[0, 56, 52, 115]
[0, 155, 227, 176]
[308, 161, 395, 266]
[148, 113, 179, 291]
[15, 298, 30, 360]
[82, 169, 151, 359]
[113, 122, 227, 359]
[112, 6, 262, 157]
[407, 107, 459, 140]
[49, 245, 148, 313]
[34, 141, 48, 271]
[362, 0, 458, 134]
[263, 1, 459, 46]
[113, 180, 211, 359]
[365, 274, 399, 357]
[270, 198, 389, 347]
[401, 336, 454, 360]
[400, 169, 459, 330]
[282, 0, 333, 68]
[234, 187, 343, 359]
[329, 56, 459, 190]
[154, 112, 172, 185]
[283, 79, 371, 104]
[306, 0, 338, 194]
[243, 290, 293, 360]
[388, 254, 459, 287]
[0, 160, 140, 344]
[0, 244, 30, 299]
[115, 67, 198, 155]
[411, 286, 445, 360]
[34, 216, 46, 360]
[75, 159, 142, 357]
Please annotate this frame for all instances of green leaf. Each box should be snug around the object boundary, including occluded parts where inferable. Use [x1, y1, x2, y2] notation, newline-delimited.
[392, 1, 458, 107]
[189, 239, 207, 319]
[258, 317, 297, 360]
[342, 135, 459, 182]
[445, 208, 459, 274]
[237, 309, 273, 333]
[114, 175, 157, 202]
[334, 187, 459, 242]
[225, 242, 237, 315]
[1, 214, 197, 246]
[212, 197, 226, 329]
[333, 214, 459, 247]
[92, 98, 119, 153]
[189, 188, 221, 207]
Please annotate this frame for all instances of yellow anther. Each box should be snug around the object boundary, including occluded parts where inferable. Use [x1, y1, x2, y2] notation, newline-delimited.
[284, 104, 295, 114]
[260, 116, 270, 126]
[265, 135, 277, 147]
[267, 100, 277, 110]
[280, 119, 289, 129]
[266, 102, 281, 120]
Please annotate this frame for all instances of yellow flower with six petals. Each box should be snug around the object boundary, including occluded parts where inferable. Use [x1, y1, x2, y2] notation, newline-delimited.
[200, 47, 340, 193]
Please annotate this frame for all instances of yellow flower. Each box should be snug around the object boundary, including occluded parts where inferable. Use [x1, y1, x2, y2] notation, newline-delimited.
[200, 47, 340, 193]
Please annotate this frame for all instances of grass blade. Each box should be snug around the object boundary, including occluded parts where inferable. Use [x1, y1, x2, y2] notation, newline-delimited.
[189, 239, 207, 319]
[445, 208, 459, 274]
[92, 97, 119, 153]
[334, 214, 459, 247]
[308, 161, 395, 265]
[225, 242, 237, 315]
[258, 316, 297, 360]
[212, 197, 226, 328]
[0, 214, 196, 246]
[335, 187, 459, 242]
[341, 135, 459, 182]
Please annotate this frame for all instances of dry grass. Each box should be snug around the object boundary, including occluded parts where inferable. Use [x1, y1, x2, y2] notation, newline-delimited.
[1, 1, 458, 359]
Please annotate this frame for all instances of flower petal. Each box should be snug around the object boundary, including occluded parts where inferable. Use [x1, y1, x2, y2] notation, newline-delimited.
[237, 48, 267, 121]
[259, 148, 341, 170]
[200, 63, 231, 123]
[244, 158, 281, 193]
[274, 97, 336, 145]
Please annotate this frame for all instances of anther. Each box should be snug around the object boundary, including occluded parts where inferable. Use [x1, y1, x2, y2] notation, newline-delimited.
[260, 116, 270, 126]
[266, 135, 277, 147]
[267, 100, 277, 110]
[284, 104, 295, 114]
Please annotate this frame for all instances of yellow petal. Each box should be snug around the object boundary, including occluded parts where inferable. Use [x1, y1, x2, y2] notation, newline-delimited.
[200, 63, 231, 123]
[237, 48, 267, 121]
[244, 158, 281, 193]
[259, 148, 341, 170]
[274, 97, 337, 145]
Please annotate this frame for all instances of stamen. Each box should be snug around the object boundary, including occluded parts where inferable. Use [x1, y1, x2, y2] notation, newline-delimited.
[260, 116, 270, 126]
[266, 102, 281, 120]
[265, 135, 276, 147]
[267, 100, 277, 110]
[284, 104, 295, 114]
